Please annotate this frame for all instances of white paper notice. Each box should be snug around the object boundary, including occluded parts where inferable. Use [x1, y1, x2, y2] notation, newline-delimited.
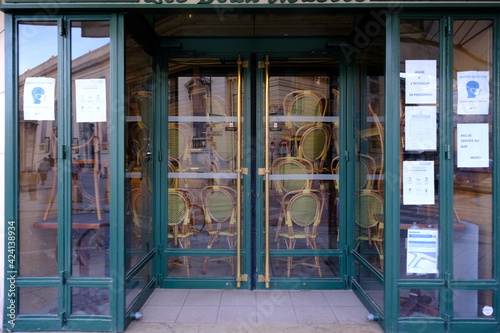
[403, 161, 435, 205]
[407, 228, 438, 275]
[75, 79, 107, 123]
[457, 71, 489, 115]
[23, 77, 56, 121]
[405, 60, 437, 104]
[405, 106, 437, 151]
[457, 123, 489, 168]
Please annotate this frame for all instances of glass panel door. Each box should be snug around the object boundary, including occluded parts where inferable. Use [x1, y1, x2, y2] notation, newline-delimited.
[162, 51, 345, 289]
[165, 57, 245, 286]
[260, 57, 342, 288]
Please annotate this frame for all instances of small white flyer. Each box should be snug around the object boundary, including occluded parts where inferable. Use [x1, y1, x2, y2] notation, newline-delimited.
[23, 77, 56, 121]
[457, 123, 489, 168]
[405, 60, 437, 104]
[405, 106, 437, 151]
[75, 79, 107, 123]
[403, 160, 435, 205]
[457, 71, 489, 115]
[407, 228, 438, 274]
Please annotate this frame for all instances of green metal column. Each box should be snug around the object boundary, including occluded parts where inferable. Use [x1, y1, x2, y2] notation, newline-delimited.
[384, 12, 401, 333]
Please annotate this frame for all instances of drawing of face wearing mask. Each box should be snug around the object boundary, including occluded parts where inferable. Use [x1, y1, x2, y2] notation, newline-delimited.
[466, 80, 480, 98]
[32, 86, 46, 104]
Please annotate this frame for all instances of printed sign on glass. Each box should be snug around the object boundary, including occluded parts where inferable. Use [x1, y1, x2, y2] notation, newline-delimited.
[405, 60, 437, 104]
[75, 79, 107, 123]
[23, 77, 56, 121]
[457, 71, 489, 115]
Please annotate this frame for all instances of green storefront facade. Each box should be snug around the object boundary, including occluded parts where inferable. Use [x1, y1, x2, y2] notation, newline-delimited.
[1, 1, 499, 332]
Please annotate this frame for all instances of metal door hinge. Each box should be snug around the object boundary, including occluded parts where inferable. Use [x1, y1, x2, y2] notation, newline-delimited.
[59, 21, 66, 36]
[344, 150, 349, 162]
[59, 270, 67, 284]
[60, 311, 67, 326]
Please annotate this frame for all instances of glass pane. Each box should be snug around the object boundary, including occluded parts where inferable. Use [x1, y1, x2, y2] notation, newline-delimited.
[125, 262, 153, 309]
[268, 59, 339, 279]
[271, 256, 339, 278]
[354, 30, 385, 272]
[125, 30, 154, 274]
[354, 262, 384, 311]
[70, 21, 111, 277]
[19, 287, 58, 315]
[18, 21, 59, 277]
[399, 20, 440, 280]
[166, 59, 241, 278]
[72, 287, 110, 315]
[452, 20, 493, 280]
[400, 289, 440, 318]
[454, 289, 494, 318]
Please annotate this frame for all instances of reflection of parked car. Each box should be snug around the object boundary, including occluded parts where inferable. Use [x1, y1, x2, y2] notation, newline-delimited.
[454, 160, 492, 193]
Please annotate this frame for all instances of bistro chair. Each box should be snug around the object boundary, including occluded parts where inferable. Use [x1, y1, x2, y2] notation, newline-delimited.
[200, 185, 237, 275]
[276, 189, 324, 278]
[294, 123, 331, 174]
[283, 90, 327, 146]
[271, 157, 315, 241]
[355, 192, 384, 270]
[168, 188, 195, 277]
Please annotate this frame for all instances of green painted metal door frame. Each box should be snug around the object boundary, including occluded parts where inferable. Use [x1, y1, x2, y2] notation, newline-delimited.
[3, 13, 126, 332]
[382, 12, 500, 333]
[157, 37, 351, 290]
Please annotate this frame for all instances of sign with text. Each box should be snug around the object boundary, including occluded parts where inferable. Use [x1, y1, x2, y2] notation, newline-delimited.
[405, 60, 437, 105]
[457, 71, 489, 115]
[407, 228, 438, 275]
[403, 160, 435, 205]
[405, 106, 437, 151]
[75, 79, 107, 123]
[23, 77, 56, 121]
[456, 123, 489, 168]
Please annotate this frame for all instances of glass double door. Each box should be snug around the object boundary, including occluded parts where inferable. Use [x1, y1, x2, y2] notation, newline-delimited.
[164, 49, 344, 289]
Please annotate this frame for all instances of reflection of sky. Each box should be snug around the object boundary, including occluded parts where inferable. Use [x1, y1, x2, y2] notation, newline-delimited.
[18, 24, 109, 74]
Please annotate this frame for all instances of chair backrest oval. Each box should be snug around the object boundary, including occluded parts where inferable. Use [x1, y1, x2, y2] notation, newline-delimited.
[300, 125, 330, 163]
[274, 159, 312, 193]
[168, 191, 189, 226]
[211, 129, 237, 162]
[355, 193, 383, 229]
[203, 187, 235, 223]
[288, 192, 321, 227]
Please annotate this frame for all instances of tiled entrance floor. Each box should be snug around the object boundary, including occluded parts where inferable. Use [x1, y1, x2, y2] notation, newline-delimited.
[126, 289, 384, 333]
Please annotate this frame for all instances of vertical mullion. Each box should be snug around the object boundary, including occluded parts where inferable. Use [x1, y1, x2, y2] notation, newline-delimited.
[59, 15, 71, 325]
[384, 12, 401, 333]
[440, 14, 454, 320]
[110, 13, 125, 332]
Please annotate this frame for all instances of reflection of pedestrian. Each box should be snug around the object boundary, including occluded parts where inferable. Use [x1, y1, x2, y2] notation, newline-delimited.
[28, 169, 38, 200]
[38, 157, 51, 185]
[47, 154, 55, 168]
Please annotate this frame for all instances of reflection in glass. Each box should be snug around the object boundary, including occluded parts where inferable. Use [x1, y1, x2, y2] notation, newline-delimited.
[272, 257, 339, 278]
[166, 59, 240, 278]
[399, 20, 441, 280]
[454, 289, 494, 319]
[353, 32, 385, 271]
[18, 21, 59, 278]
[19, 287, 58, 315]
[70, 21, 110, 278]
[452, 20, 493, 281]
[125, 30, 154, 275]
[400, 289, 440, 318]
[72, 287, 110, 316]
